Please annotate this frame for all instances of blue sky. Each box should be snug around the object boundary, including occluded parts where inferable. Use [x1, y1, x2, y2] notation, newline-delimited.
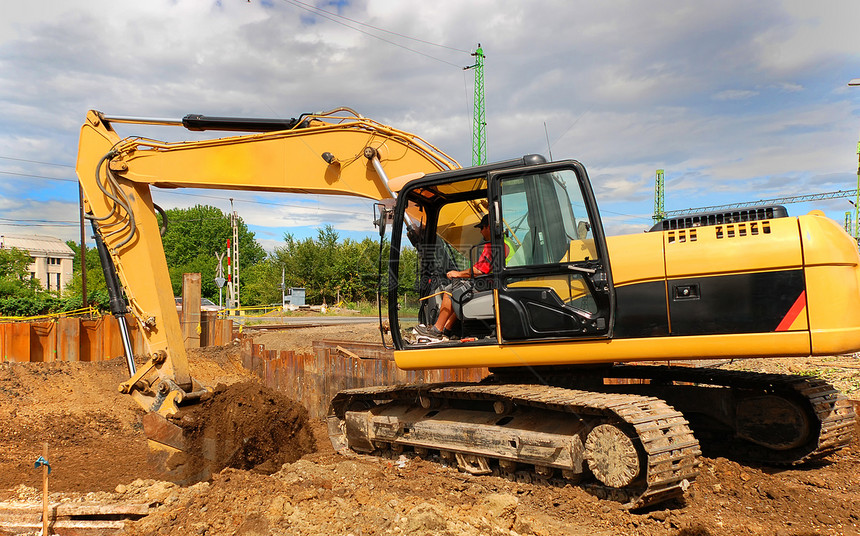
[1, 0, 859, 252]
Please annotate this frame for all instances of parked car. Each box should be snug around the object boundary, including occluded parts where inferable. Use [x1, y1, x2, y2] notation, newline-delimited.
[175, 297, 223, 312]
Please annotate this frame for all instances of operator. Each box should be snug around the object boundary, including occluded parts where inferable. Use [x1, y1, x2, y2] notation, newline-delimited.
[415, 214, 509, 339]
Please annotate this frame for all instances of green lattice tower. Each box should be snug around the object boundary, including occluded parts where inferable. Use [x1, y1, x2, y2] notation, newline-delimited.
[653, 169, 666, 223]
[845, 211, 853, 234]
[467, 44, 487, 166]
[855, 140, 860, 240]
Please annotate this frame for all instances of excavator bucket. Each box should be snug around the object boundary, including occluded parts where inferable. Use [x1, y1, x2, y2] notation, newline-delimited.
[141, 382, 317, 484]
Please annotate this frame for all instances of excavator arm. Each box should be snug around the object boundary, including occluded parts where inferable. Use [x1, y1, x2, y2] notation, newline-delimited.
[75, 107, 458, 422]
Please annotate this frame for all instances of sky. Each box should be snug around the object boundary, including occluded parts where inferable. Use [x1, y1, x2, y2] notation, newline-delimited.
[1, 0, 860, 253]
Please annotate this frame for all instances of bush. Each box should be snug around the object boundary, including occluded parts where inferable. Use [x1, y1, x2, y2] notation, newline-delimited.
[0, 294, 63, 317]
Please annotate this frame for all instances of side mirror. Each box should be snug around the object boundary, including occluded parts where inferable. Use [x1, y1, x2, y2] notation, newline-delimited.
[373, 200, 395, 237]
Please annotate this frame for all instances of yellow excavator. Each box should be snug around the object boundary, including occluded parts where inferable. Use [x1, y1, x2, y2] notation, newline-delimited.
[76, 108, 858, 508]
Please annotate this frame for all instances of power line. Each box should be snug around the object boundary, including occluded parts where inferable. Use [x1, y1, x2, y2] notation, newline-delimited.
[0, 170, 76, 182]
[153, 190, 370, 217]
[281, 0, 469, 53]
[0, 156, 73, 168]
[0, 221, 78, 227]
[0, 217, 78, 223]
[0, 167, 370, 217]
[599, 209, 654, 221]
[278, 0, 463, 68]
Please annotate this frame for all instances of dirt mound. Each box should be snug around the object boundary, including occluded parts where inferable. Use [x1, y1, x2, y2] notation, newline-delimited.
[123, 434, 860, 536]
[0, 344, 259, 498]
[2, 330, 860, 535]
[0, 358, 158, 497]
[173, 381, 316, 476]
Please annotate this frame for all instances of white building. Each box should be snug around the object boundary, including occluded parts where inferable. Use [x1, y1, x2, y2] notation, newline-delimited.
[0, 234, 75, 291]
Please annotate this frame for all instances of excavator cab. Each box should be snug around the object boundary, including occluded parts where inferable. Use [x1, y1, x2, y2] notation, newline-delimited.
[388, 156, 615, 348]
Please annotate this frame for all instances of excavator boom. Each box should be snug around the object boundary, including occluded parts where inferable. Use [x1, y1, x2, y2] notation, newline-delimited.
[76, 107, 458, 398]
[75, 108, 459, 481]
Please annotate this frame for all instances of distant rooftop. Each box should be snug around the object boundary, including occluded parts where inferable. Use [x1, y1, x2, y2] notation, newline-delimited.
[0, 234, 75, 257]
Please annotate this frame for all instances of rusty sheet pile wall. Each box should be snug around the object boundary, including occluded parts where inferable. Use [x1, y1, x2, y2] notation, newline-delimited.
[1, 312, 232, 362]
[240, 339, 490, 419]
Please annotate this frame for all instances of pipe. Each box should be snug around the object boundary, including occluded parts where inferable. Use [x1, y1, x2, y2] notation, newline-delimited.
[90, 220, 136, 376]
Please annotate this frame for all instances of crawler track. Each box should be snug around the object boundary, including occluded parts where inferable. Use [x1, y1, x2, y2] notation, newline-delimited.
[504, 365, 855, 465]
[328, 382, 701, 509]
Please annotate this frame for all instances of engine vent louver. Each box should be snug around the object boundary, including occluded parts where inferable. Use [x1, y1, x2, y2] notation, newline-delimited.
[652, 205, 788, 232]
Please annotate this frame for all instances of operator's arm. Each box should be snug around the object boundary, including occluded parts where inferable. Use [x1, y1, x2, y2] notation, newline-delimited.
[446, 242, 493, 278]
[446, 267, 485, 279]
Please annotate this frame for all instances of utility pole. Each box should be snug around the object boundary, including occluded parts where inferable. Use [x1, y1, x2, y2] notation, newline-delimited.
[465, 44, 487, 166]
[78, 185, 88, 308]
[227, 199, 240, 309]
[226, 240, 234, 308]
[653, 169, 666, 224]
[855, 138, 860, 241]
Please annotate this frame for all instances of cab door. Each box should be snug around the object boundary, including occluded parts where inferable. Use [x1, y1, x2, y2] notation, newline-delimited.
[489, 161, 615, 341]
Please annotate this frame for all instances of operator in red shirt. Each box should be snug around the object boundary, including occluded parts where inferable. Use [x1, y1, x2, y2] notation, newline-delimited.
[414, 214, 508, 340]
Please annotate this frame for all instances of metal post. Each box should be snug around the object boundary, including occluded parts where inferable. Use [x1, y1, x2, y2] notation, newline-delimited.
[855, 140, 860, 241]
[79, 185, 88, 309]
[465, 44, 487, 166]
[116, 315, 137, 375]
[230, 199, 240, 309]
[654, 169, 666, 224]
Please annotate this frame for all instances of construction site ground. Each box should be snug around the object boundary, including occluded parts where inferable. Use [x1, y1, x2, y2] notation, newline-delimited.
[1, 322, 859, 536]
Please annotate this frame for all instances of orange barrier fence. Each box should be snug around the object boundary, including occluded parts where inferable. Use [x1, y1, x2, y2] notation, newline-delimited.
[240, 339, 490, 419]
[1, 312, 232, 362]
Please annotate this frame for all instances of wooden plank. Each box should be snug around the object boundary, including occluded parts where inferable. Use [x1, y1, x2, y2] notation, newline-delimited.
[181, 273, 201, 349]
[0, 500, 149, 536]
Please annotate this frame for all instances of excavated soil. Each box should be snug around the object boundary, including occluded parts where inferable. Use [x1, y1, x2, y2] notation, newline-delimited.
[1, 325, 859, 535]
[172, 381, 316, 475]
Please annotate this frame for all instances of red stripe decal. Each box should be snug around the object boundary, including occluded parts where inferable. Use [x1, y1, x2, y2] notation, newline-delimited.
[775, 290, 806, 332]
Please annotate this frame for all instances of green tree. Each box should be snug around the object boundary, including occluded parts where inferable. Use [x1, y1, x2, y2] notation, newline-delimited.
[0, 247, 38, 298]
[159, 205, 266, 301]
[270, 225, 394, 305]
[62, 241, 110, 310]
[240, 258, 282, 306]
[0, 247, 69, 316]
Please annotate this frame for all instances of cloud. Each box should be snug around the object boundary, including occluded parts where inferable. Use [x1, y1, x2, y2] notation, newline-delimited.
[0, 199, 81, 243]
[1, 0, 860, 245]
[751, 0, 860, 75]
[713, 89, 759, 101]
